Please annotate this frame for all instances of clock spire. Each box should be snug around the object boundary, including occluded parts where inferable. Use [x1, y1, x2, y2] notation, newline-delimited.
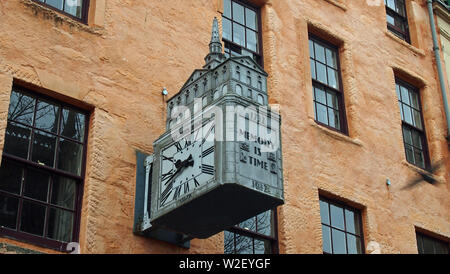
[204, 17, 225, 69]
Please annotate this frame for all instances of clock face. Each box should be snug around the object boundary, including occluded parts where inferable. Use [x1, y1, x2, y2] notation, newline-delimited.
[159, 120, 215, 208]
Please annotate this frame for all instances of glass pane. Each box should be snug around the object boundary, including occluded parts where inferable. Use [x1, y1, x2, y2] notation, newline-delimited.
[4, 122, 31, 159]
[412, 110, 422, 130]
[405, 144, 414, 164]
[435, 241, 449, 254]
[223, 0, 231, 18]
[330, 204, 345, 230]
[35, 100, 59, 133]
[402, 104, 413, 125]
[328, 109, 341, 130]
[326, 48, 337, 69]
[411, 130, 422, 149]
[246, 29, 258, 53]
[233, 23, 245, 47]
[414, 148, 425, 169]
[47, 208, 74, 242]
[347, 234, 362, 254]
[332, 229, 347, 254]
[398, 101, 404, 120]
[319, 200, 330, 225]
[64, 0, 83, 18]
[314, 43, 326, 64]
[51, 176, 77, 210]
[24, 169, 50, 202]
[402, 127, 413, 145]
[60, 108, 85, 142]
[8, 90, 35, 125]
[309, 40, 315, 58]
[316, 103, 328, 125]
[387, 13, 395, 26]
[232, 2, 245, 24]
[235, 234, 253, 254]
[254, 239, 271, 254]
[314, 86, 327, 105]
[238, 216, 256, 232]
[327, 68, 338, 89]
[245, 8, 257, 30]
[46, 0, 63, 9]
[20, 200, 46, 236]
[0, 194, 19, 229]
[224, 231, 235, 254]
[316, 63, 327, 84]
[257, 211, 272, 236]
[396, 0, 406, 16]
[327, 92, 339, 110]
[416, 234, 424, 254]
[322, 225, 332, 253]
[410, 92, 420, 109]
[223, 18, 232, 41]
[57, 138, 83, 176]
[386, 0, 395, 10]
[345, 209, 361, 235]
[395, 84, 401, 100]
[310, 59, 316, 79]
[400, 86, 410, 105]
[0, 161, 23, 194]
[31, 130, 57, 167]
[422, 236, 436, 254]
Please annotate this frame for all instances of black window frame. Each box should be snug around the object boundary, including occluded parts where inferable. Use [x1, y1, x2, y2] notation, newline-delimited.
[224, 209, 279, 254]
[384, 0, 411, 43]
[222, 0, 264, 67]
[0, 85, 89, 252]
[32, 0, 90, 24]
[395, 78, 430, 170]
[416, 232, 449, 254]
[319, 196, 365, 254]
[309, 35, 348, 135]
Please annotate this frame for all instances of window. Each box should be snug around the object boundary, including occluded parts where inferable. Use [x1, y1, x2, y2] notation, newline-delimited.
[0, 86, 88, 250]
[396, 79, 429, 169]
[319, 197, 364, 254]
[222, 0, 263, 66]
[416, 232, 449, 254]
[309, 36, 347, 133]
[384, 0, 410, 43]
[34, 0, 89, 22]
[224, 210, 278, 254]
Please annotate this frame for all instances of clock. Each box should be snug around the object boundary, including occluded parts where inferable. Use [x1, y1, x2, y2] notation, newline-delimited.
[158, 119, 215, 209]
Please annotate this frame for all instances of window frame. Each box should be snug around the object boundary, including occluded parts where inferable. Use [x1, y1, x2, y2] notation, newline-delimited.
[309, 35, 348, 135]
[0, 85, 89, 251]
[222, 0, 264, 67]
[224, 209, 279, 254]
[416, 231, 450, 254]
[32, 0, 90, 24]
[384, 0, 411, 43]
[319, 196, 365, 254]
[395, 78, 430, 170]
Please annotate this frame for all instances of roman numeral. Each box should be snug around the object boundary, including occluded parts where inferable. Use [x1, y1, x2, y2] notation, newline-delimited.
[184, 140, 191, 148]
[201, 164, 214, 175]
[174, 142, 182, 152]
[162, 155, 174, 162]
[184, 182, 190, 194]
[202, 125, 215, 145]
[173, 185, 182, 200]
[161, 170, 174, 183]
[194, 178, 200, 187]
[160, 181, 174, 206]
[202, 146, 214, 158]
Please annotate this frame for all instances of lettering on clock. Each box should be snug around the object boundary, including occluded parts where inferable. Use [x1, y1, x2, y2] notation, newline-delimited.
[202, 146, 214, 158]
[201, 164, 214, 175]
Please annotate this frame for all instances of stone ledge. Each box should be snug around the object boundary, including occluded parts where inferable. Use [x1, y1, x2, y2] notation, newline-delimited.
[401, 160, 446, 184]
[20, 0, 105, 36]
[384, 30, 426, 57]
[321, 0, 347, 11]
[309, 118, 364, 147]
[0, 242, 44, 254]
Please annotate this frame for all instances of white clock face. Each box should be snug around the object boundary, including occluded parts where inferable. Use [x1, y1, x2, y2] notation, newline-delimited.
[159, 120, 215, 208]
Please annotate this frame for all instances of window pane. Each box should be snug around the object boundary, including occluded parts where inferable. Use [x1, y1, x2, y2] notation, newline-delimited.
[24, 169, 50, 202]
[309, 40, 315, 58]
[405, 144, 414, 164]
[332, 229, 347, 254]
[223, 18, 232, 41]
[47, 208, 74, 242]
[347, 234, 362, 254]
[316, 63, 327, 84]
[257, 211, 272, 236]
[330, 204, 345, 230]
[386, 0, 395, 10]
[319, 200, 330, 225]
[233, 23, 245, 47]
[246, 29, 258, 53]
[402, 104, 413, 125]
[46, 0, 63, 10]
[238, 216, 256, 232]
[64, 0, 83, 18]
[412, 109, 422, 130]
[8, 90, 35, 125]
[254, 239, 271, 254]
[395, 84, 401, 99]
[310, 59, 316, 79]
[51, 176, 77, 210]
[328, 108, 341, 130]
[60, 108, 85, 142]
[327, 92, 339, 110]
[316, 103, 328, 125]
[4, 122, 31, 159]
[326, 48, 337, 69]
[314, 43, 326, 64]
[435, 241, 449, 254]
[235, 234, 253, 254]
[57, 138, 83, 176]
[345, 209, 361, 235]
[0, 161, 23, 195]
[402, 127, 413, 145]
[20, 200, 46, 236]
[422, 236, 436, 254]
[224, 231, 235, 254]
[322, 225, 332, 253]
[232, 2, 245, 24]
[35, 100, 59, 133]
[411, 130, 422, 149]
[0, 194, 19, 229]
[400, 86, 410, 105]
[414, 148, 425, 169]
[327, 68, 338, 89]
[398, 101, 404, 120]
[245, 8, 257, 30]
[223, 0, 231, 18]
[314, 86, 327, 105]
[31, 130, 57, 167]
[410, 92, 420, 109]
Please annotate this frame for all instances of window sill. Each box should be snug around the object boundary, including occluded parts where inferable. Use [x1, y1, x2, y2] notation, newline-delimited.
[309, 119, 363, 147]
[21, 0, 104, 36]
[321, 0, 347, 11]
[401, 160, 446, 184]
[384, 31, 425, 57]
